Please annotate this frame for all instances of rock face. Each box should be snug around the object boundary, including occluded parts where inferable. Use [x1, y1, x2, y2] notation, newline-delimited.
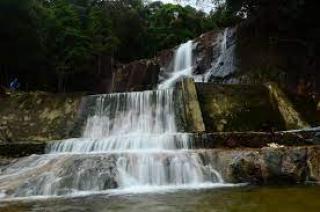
[193, 129, 320, 149]
[196, 83, 286, 132]
[266, 82, 310, 129]
[108, 59, 160, 92]
[200, 145, 320, 184]
[157, 31, 223, 77]
[0, 92, 82, 143]
[104, 29, 236, 93]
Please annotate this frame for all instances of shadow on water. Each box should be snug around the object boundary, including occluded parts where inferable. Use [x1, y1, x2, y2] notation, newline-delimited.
[1, 185, 320, 212]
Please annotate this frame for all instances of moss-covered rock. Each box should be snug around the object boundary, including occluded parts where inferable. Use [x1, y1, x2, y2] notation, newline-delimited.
[196, 83, 286, 132]
[282, 88, 320, 127]
[266, 82, 309, 129]
[0, 92, 82, 143]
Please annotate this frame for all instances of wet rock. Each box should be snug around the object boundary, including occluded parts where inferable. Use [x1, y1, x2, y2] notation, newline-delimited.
[201, 145, 320, 184]
[0, 154, 118, 198]
[229, 151, 264, 184]
[193, 31, 222, 76]
[175, 79, 205, 132]
[105, 29, 236, 92]
[266, 82, 310, 129]
[193, 130, 320, 149]
[108, 59, 159, 92]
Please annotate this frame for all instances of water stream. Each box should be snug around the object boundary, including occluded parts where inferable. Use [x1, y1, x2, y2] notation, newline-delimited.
[158, 41, 193, 89]
[0, 89, 228, 199]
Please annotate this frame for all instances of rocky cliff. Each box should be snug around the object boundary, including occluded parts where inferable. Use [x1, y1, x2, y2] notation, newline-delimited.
[201, 145, 320, 184]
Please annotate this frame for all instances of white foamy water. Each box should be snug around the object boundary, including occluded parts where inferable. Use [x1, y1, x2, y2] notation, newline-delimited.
[159, 41, 193, 89]
[83, 90, 177, 136]
[0, 89, 229, 198]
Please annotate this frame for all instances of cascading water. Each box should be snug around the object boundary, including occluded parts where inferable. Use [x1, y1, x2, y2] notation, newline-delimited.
[203, 27, 237, 83]
[0, 89, 228, 199]
[158, 41, 193, 89]
[159, 28, 236, 87]
[0, 28, 238, 200]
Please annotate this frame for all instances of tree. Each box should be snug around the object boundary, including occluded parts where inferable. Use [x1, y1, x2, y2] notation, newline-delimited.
[44, 0, 89, 91]
[0, 0, 44, 88]
[87, 4, 119, 75]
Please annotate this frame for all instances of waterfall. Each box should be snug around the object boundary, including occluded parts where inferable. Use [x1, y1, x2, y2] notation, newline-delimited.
[203, 28, 237, 82]
[0, 89, 226, 198]
[49, 90, 191, 153]
[0, 30, 238, 199]
[158, 41, 193, 89]
[159, 28, 236, 87]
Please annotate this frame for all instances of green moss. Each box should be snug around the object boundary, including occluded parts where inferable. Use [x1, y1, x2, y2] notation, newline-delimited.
[0, 91, 82, 143]
[196, 84, 286, 132]
[266, 82, 309, 129]
[285, 90, 320, 127]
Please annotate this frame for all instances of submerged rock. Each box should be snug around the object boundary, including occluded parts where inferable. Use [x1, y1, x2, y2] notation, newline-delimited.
[0, 154, 118, 197]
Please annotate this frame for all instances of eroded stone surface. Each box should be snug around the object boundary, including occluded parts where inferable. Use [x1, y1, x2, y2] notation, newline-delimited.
[109, 59, 159, 92]
[195, 83, 286, 132]
[0, 92, 82, 143]
[200, 145, 320, 184]
[266, 82, 310, 129]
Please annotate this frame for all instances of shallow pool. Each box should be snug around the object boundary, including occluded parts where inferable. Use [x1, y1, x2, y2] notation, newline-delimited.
[1, 185, 320, 212]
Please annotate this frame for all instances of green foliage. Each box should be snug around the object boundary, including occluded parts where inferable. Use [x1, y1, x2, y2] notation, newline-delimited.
[0, 0, 238, 92]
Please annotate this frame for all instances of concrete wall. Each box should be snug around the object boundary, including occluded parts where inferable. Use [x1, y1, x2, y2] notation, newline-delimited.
[174, 79, 205, 132]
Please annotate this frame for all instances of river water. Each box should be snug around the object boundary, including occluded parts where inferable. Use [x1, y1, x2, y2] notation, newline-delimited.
[1, 185, 320, 212]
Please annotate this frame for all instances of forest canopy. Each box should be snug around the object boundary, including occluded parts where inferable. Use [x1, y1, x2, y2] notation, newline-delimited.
[0, 0, 237, 92]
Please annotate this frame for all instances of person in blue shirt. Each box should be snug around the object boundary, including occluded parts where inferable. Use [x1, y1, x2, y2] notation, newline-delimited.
[9, 78, 21, 90]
